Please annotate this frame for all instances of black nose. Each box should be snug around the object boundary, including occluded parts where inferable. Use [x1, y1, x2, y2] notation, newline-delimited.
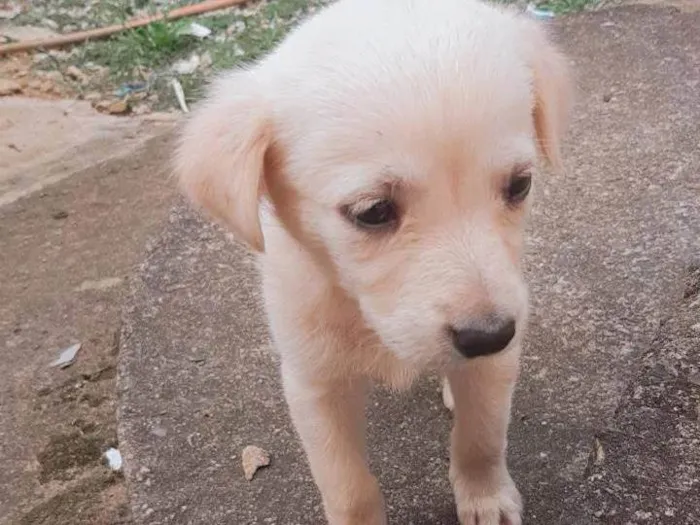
[449, 318, 516, 358]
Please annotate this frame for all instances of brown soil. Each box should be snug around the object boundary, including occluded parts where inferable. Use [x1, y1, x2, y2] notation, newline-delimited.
[0, 130, 177, 525]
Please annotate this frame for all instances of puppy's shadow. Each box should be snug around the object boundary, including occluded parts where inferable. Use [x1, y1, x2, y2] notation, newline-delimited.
[369, 377, 462, 525]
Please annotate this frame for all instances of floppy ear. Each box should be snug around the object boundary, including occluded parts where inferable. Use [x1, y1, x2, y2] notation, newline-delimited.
[524, 20, 574, 172]
[176, 70, 271, 252]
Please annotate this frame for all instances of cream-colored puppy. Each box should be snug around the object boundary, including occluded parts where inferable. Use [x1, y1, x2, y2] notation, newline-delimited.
[177, 0, 572, 523]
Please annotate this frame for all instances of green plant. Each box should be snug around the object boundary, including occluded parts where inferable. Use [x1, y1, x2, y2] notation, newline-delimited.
[536, 0, 600, 13]
[81, 20, 197, 79]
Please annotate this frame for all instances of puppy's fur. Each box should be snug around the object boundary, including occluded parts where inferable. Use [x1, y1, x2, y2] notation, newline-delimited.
[176, 1, 572, 523]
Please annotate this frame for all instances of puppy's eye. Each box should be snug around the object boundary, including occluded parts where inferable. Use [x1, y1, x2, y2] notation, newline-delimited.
[348, 199, 398, 230]
[504, 172, 532, 205]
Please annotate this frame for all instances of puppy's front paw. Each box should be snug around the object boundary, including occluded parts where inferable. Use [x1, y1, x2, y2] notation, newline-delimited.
[451, 468, 522, 525]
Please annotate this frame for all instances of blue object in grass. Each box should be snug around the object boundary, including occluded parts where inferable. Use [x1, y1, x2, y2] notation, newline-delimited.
[114, 81, 147, 99]
[526, 3, 556, 19]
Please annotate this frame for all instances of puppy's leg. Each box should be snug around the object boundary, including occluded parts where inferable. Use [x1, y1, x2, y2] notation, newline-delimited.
[283, 369, 386, 525]
[447, 348, 522, 525]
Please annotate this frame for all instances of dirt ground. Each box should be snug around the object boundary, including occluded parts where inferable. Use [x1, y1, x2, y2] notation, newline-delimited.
[0, 3, 326, 523]
[0, 103, 176, 525]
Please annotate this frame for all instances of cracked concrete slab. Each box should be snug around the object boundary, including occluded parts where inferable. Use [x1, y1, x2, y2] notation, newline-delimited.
[582, 264, 700, 524]
[117, 6, 700, 525]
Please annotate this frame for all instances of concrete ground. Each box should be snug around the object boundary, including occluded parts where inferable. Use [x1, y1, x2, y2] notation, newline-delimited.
[0, 99, 178, 525]
[116, 5, 699, 525]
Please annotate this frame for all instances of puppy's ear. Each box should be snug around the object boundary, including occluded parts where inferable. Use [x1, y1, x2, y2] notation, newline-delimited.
[176, 70, 271, 252]
[524, 20, 574, 172]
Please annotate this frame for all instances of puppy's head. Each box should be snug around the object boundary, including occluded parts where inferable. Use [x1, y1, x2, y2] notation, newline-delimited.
[177, 0, 572, 368]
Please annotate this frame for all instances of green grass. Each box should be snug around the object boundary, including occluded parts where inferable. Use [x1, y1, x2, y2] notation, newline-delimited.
[82, 0, 327, 72]
[20, 0, 598, 111]
[63, 0, 330, 109]
[535, 0, 600, 13]
[80, 20, 196, 75]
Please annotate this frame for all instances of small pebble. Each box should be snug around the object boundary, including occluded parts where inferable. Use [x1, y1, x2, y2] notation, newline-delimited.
[242, 445, 270, 481]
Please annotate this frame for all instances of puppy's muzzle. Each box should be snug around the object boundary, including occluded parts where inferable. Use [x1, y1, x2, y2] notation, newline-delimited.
[448, 317, 516, 358]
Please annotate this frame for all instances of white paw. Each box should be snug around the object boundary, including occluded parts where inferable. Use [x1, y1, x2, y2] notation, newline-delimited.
[442, 377, 454, 411]
[451, 469, 522, 525]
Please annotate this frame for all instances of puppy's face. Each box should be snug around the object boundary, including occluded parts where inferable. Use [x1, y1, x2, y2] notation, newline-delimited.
[272, 82, 534, 368]
[177, 2, 572, 369]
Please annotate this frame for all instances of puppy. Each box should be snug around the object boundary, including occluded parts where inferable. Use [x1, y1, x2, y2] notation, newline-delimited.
[176, 0, 572, 523]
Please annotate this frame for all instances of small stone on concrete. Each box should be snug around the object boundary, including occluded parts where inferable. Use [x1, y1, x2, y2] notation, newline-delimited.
[242, 445, 270, 481]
